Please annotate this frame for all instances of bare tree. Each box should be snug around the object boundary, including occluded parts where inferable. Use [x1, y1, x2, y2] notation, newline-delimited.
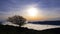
[7, 15, 26, 26]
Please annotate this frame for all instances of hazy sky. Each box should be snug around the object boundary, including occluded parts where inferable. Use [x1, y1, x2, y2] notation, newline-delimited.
[0, 0, 60, 21]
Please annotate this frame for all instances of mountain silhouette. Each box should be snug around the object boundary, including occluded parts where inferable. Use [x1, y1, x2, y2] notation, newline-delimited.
[29, 21, 60, 25]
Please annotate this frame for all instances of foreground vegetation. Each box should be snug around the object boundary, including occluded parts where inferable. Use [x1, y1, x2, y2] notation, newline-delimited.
[0, 24, 60, 34]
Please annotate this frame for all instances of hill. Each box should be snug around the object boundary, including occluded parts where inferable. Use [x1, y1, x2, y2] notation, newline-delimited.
[29, 21, 60, 25]
[0, 24, 60, 34]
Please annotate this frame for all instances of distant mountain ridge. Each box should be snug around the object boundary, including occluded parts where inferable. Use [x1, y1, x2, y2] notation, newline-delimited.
[29, 21, 60, 25]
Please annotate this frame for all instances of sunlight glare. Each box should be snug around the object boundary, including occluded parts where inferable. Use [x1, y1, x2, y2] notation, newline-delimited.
[27, 7, 38, 17]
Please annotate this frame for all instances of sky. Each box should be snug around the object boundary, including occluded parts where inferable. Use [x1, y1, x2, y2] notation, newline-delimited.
[0, 0, 60, 21]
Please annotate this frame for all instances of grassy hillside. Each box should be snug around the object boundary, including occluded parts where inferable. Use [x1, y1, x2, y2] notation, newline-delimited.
[0, 24, 60, 34]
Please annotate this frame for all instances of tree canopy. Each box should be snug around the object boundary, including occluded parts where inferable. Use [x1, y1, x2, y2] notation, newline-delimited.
[7, 15, 26, 26]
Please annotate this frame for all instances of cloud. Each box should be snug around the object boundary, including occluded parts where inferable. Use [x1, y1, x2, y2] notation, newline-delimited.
[38, 0, 60, 8]
[22, 23, 60, 30]
[0, 0, 60, 21]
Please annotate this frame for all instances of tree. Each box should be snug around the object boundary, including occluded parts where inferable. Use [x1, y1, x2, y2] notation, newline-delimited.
[7, 15, 27, 26]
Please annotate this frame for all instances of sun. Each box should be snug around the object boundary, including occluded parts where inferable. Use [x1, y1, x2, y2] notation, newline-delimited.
[27, 7, 38, 17]
[23, 7, 43, 21]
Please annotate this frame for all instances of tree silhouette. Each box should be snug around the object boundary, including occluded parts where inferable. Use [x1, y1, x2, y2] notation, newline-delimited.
[7, 15, 26, 26]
